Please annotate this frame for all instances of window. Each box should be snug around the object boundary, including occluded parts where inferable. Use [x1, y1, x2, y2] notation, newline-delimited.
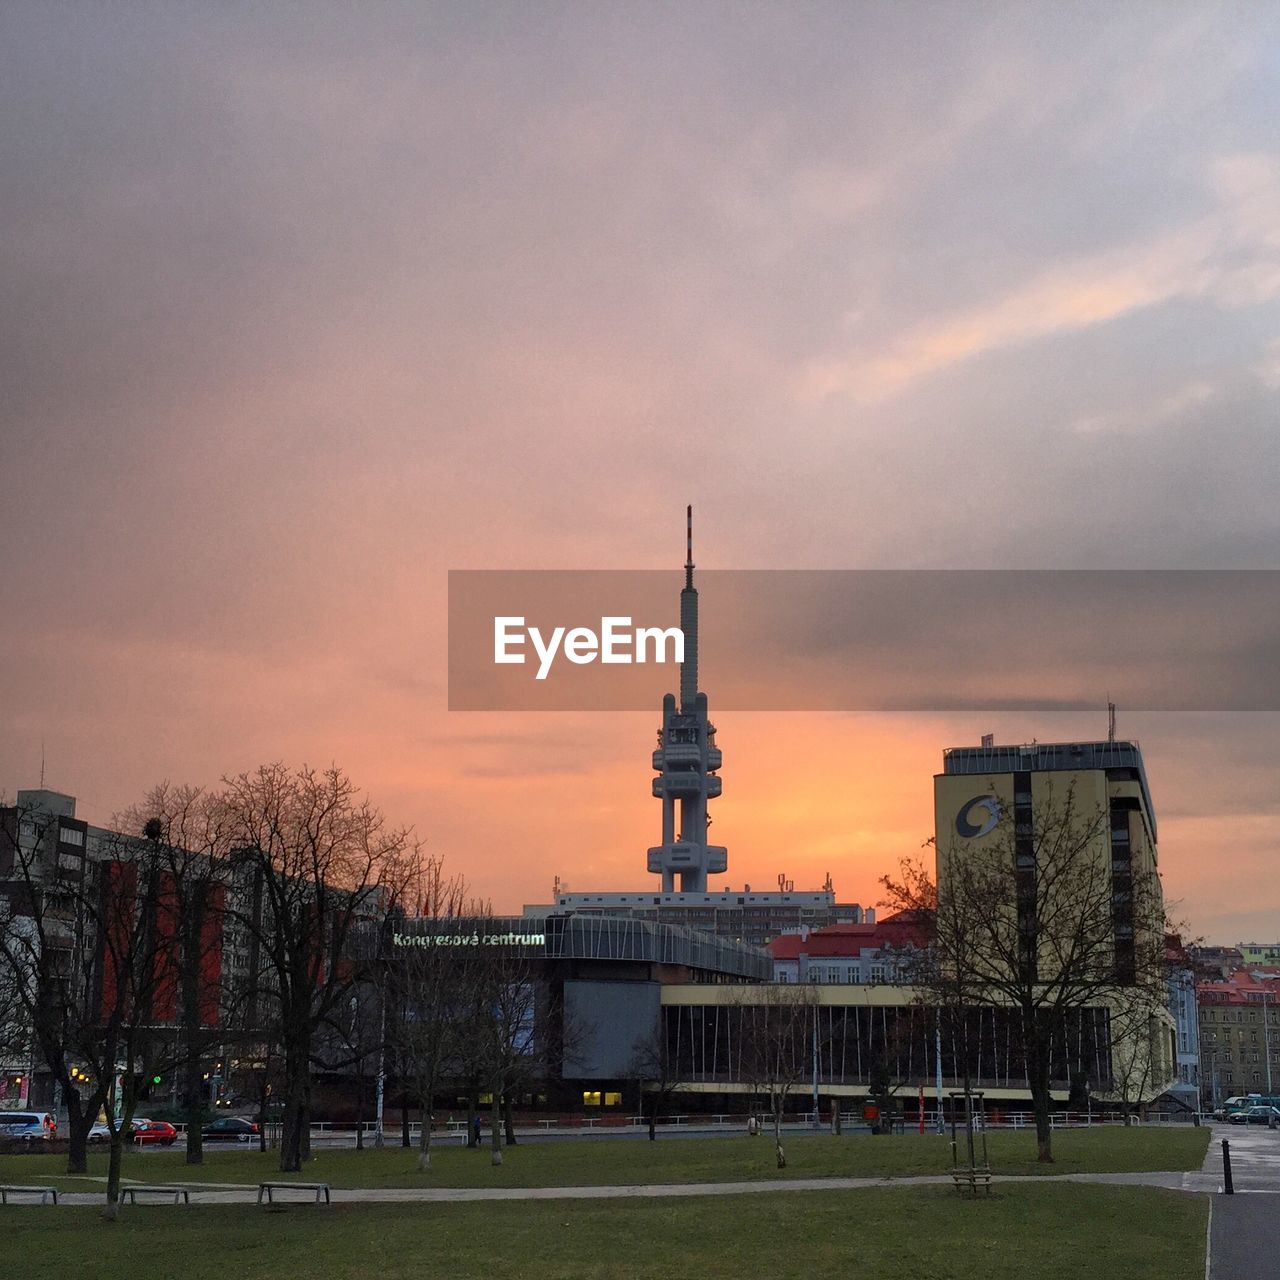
[604, 1092, 622, 1107]
[869, 963, 886, 984]
[583, 1091, 602, 1107]
[58, 826, 84, 848]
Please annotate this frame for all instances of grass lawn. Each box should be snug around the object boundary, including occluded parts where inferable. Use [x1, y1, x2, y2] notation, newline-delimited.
[0, 1125, 1208, 1191]
[0, 1183, 1206, 1280]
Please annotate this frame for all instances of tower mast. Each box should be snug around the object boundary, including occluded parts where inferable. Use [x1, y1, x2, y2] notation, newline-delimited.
[647, 507, 726, 893]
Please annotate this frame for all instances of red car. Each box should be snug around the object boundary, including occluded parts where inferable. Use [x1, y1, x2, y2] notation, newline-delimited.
[129, 1119, 178, 1147]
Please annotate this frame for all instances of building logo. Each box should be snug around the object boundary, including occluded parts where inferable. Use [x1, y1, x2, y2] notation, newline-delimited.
[955, 795, 1001, 839]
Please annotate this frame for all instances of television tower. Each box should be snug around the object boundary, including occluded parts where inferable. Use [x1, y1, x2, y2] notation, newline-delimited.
[647, 506, 727, 893]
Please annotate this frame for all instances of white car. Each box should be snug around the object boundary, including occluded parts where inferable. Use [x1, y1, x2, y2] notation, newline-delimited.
[0, 1111, 57, 1141]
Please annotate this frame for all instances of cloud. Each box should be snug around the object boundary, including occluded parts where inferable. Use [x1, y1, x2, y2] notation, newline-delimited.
[801, 153, 1280, 403]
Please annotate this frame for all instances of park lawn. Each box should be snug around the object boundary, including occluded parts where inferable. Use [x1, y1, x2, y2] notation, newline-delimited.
[0, 1125, 1208, 1191]
[0, 1184, 1206, 1280]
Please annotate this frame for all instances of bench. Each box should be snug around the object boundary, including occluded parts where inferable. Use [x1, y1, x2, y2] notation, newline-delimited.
[122, 1186, 190, 1205]
[0, 1185, 59, 1205]
[258, 1181, 331, 1205]
[950, 1167, 994, 1196]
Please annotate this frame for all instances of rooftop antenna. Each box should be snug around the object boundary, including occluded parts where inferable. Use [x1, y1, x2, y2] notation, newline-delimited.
[39, 738, 45, 788]
[1107, 699, 1116, 742]
[685, 503, 694, 589]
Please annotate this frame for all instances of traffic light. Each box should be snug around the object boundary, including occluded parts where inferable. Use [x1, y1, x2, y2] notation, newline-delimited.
[152, 1075, 162, 1086]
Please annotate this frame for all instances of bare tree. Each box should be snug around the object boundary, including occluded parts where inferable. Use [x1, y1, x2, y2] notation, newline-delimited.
[628, 1028, 683, 1141]
[730, 985, 819, 1168]
[218, 764, 420, 1173]
[469, 945, 538, 1168]
[116, 784, 235, 1166]
[883, 780, 1168, 1163]
[387, 861, 472, 1170]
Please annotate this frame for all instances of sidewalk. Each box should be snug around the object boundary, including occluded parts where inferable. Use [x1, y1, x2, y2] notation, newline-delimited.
[1191, 1124, 1280, 1280]
[49, 1168, 1191, 1207]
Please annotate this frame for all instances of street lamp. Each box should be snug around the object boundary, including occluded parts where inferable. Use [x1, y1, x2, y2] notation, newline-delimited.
[1264, 987, 1274, 1095]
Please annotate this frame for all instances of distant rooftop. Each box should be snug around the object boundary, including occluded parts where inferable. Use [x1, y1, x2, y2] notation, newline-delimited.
[941, 740, 1155, 839]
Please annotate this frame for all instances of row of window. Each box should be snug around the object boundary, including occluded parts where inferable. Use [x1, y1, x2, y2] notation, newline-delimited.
[776, 964, 894, 984]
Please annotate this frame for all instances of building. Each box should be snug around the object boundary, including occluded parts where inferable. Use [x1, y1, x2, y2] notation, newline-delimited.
[1188, 945, 1245, 980]
[930, 738, 1175, 1108]
[766, 914, 922, 984]
[935, 738, 1163, 986]
[1239, 943, 1280, 967]
[527, 887, 871, 950]
[1197, 968, 1280, 1106]
[659, 981, 1142, 1111]
[1165, 936, 1200, 1109]
[384, 913, 769, 1113]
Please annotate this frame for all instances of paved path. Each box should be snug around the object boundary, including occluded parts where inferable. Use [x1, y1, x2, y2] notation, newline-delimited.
[1188, 1124, 1280, 1280]
[45, 1168, 1203, 1207]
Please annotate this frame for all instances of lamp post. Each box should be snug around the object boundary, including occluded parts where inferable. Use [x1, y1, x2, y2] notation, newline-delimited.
[1264, 987, 1274, 1096]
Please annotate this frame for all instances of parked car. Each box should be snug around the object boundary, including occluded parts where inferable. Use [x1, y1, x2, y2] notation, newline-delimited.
[0, 1111, 57, 1141]
[1217, 1094, 1280, 1120]
[201, 1116, 259, 1143]
[1228, 1105, 1280, 1126]
[129, 1119, 178, 1146]
[88, 1121, 112, 1145]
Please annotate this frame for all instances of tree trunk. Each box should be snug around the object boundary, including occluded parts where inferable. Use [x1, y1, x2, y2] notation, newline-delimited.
[181, 963, 204, 1165]
[466, 1090, 478, 1148]
[279, 1055, 308, 1173]
[257, 1080, 269, 1154]
[64, 1090, 92, 1176]
[1025, 1032, 1054, 1163]
[648, 1100, 657, 1142]
[103, 1134, 126, 1221]
[773, 1099, 786, 1168]
[299, 1082, 312, 1162]
[401, 1095, 410, 1148]
[415, 1086, 433, 1170]
[355, 1066, 365, 1151]
[502, 1091, 516, 1146]
[489, 1092, 503, 1166]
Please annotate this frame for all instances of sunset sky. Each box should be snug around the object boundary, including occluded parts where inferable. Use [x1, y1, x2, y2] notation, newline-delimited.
[2, 3, 1278, 942]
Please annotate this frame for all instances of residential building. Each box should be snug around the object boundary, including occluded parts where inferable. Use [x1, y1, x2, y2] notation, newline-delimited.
[766, 913, 923, 984]
[1196, 968, 1280, 1106]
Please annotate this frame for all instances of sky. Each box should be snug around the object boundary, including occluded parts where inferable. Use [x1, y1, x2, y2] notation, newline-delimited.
[2, 2, 1278, 942]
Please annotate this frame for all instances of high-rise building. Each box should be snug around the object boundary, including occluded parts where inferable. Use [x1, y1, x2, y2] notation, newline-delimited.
[934, 738, 1163, 984]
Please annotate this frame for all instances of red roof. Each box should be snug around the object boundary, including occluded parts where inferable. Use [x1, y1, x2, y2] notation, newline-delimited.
[1197, 969, 1280, 1005]
[767, 911, 926, 960]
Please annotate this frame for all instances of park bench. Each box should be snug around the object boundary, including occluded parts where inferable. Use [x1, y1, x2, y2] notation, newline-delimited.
[257, 1181, 331, 1205]
[950, 1167, 993, 1196]
[0, 1185, 59, 1205]
[122, 1185, 191, 1205]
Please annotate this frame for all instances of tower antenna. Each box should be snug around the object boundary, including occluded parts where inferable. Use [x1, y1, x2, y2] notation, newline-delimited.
[685, 504, 694, 588]
[40, 738, 45, 788]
